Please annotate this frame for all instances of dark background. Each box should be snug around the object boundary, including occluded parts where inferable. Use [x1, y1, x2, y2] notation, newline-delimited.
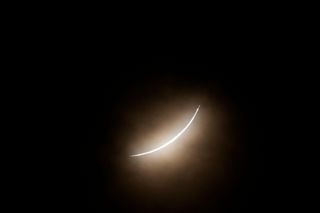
[7, 10, 309, 213]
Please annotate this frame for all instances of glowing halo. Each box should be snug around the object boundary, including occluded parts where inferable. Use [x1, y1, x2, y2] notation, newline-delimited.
[130, 105, 200, 157]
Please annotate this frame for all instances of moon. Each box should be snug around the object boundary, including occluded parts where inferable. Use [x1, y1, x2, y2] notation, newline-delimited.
[130, 105, 200, 157]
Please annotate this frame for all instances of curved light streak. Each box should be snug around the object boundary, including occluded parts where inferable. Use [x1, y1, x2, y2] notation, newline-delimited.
[130, 105, 200, 157]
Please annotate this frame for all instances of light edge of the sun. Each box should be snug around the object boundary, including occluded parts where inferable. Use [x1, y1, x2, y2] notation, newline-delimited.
[130, 105, 200, 157]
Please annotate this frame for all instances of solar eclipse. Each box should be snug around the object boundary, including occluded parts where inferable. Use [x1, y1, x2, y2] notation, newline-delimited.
[130, 105, 200, 157]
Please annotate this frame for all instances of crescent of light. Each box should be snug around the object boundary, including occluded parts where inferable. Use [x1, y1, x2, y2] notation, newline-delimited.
[130, 105, 200, 157]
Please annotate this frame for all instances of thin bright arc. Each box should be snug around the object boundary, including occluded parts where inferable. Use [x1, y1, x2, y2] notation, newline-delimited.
[130, 105, 200, 157]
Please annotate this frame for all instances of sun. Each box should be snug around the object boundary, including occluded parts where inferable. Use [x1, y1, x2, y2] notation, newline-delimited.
[130, 105, 200, 157]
